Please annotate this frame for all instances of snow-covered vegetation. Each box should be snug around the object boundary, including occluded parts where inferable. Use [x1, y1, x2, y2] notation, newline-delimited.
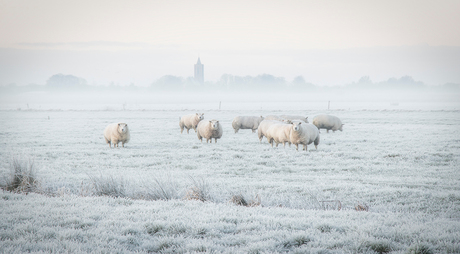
[1, 100, 459, 253]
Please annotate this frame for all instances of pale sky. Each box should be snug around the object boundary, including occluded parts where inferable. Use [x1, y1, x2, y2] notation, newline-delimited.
[1, 0, 459, 86]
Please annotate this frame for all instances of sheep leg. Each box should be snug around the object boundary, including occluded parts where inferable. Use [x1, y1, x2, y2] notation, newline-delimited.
[295, 144, 299, 151]
[252, 129, 256, 133]
[187, 128, 189, 134]
[214, 138, 217, 143]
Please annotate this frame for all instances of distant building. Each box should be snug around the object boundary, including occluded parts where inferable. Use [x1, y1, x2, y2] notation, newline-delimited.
[194, 58, 204, 83]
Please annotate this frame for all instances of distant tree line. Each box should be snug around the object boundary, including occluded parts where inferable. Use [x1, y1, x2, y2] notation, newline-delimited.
[1, 73, 459, 93]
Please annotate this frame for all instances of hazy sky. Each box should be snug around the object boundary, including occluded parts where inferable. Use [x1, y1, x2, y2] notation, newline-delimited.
[1, 0, 459, 86]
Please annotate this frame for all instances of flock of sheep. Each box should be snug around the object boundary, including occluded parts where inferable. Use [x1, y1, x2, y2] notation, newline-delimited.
[102, 113, 343, 151]
[178, 113, 343, 151]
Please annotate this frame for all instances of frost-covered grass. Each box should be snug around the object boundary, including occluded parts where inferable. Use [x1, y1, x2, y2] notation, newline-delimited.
[1, 102, 459, 253]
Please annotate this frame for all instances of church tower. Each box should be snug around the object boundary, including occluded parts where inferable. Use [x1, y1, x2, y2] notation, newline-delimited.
[194, 58, 204, 84]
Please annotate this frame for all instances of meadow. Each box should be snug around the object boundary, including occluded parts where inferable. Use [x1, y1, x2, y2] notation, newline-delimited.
[1, 98, 459, 253]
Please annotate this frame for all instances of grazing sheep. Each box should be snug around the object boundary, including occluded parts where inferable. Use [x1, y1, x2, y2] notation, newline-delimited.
[289, 121, 320, 151]
[312, 114, 344, 133]
[196, 120, 223, 143]
[103, 123, 130, 148]
[280, 115, 309, 123]
[179, 113, 204, 134]
[232, 116, 264, 133]
[265, 123, 292, 148]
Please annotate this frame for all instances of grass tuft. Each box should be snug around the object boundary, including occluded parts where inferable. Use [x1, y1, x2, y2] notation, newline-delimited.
[142, 177, 178, 200]
[1, 155, 40, 193]
[184, 176, 210, 202]
[230, 194, 248, 206]
[88, 174, 126, 198]
[281, 235, 311, 249]
[360, 240, 393, 254]
[406, 244, 434, 254]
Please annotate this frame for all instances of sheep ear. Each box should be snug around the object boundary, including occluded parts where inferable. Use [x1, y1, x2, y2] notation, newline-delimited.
[306, 117, 308, 120]
[217, 121, 219, 123]
[196, 113, 199, 115]
[209, 120, 212, 123]
[299, 122, 302, 125]
[118, 123, 121, 126]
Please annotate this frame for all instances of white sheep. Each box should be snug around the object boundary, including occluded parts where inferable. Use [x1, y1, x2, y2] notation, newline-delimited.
[265, 123, 292, 148]
[179, 113, 204, 134]
[232, 116, 264, 133]
[280, 115, 309, 123]
[289, 121, 320, 151]
[258, 119, 294, 143]
[103, 123, 130, 148]
[196, 119, 223, 143]
[312, 114, 344, 133]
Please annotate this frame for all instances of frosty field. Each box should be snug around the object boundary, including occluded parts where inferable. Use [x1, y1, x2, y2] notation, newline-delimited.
[1, 99, 460, 253]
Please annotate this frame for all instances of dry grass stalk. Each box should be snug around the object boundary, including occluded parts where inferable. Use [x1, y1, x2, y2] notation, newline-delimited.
[184, 186, 207, 202]
[355, 202, 369, 211]
[320, 200, 342, 211]
[229, 194, 261, 207]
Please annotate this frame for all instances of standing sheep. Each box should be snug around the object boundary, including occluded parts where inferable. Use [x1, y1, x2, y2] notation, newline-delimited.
[265, 123, 292, 148]
[179, 113, 204, 134]
[289, 121, 320, 151]
[312, 114, 344, 133]
[196, 120, 223, 143]
[280, 115, 309, 123]
[103, 123, 130, 148]
[232, 116, 264, 133]
[257, 119, 291, 142]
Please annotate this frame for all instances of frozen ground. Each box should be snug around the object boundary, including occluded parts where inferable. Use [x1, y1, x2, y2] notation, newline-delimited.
[1, 98, 459, 253]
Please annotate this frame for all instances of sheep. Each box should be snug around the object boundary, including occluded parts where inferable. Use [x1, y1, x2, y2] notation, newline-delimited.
[232, 116, 264, 133]
[265, 123, 292, 148]
[196, 119, 223, 143]
[179, 113, 204, 134]
[258, 119, 294, 143]
[312, 114, 344, 133]
[289, 121, 320, 151]
[280, 115, 309, 123]
[103, 123, 130, 148]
